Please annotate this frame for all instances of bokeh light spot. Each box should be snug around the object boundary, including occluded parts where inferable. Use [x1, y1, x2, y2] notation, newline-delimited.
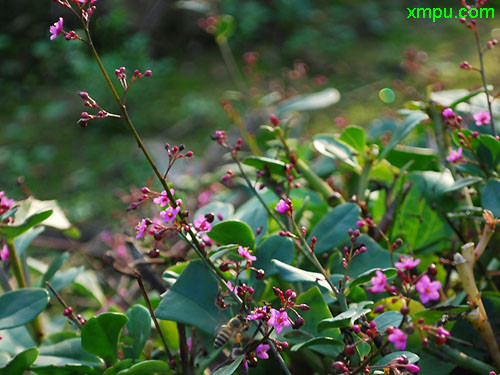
[379, 88, 395, 103]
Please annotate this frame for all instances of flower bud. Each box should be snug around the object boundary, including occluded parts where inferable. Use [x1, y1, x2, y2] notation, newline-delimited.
[292, 316, 305, 329]
[270, 114, 280, 126]
[149, 248, 160, 258]
[255, 269, 266, 280]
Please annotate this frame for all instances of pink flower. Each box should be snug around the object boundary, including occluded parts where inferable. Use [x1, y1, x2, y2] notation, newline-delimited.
[247, 306, 267, 321]
[160, 206, 180, 222]
[226, 281, 237, 293]
[49, 18, 64, 40]
[194, 215, 211, 234]
[388, 328, 407, 350]
[0, 245, 9, 261]
[0, 192, 14, 214]
[116, 244, 127, 258]
[436, 327, 450, 337]
[395, 256, 421, 271]
[135, 219, 149, 239]
[446, 147, 462, 163]
[369, 270, 387, 293]
[275, 199, 288, 214]
[416, 275, 441, 304]
[406, 364, 420, 373]
[154, 189, 174, 207]
[473, 109, 491, 126]
[238, 246, 256, 261]
[442, 108, 455, 118]
[267, 308, 290, 334]
[256, 343, 270, 359]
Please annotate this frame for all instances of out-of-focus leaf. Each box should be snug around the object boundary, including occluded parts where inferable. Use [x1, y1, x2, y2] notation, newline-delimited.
[211, 356, 243, 375]
[0, 210, 52, 239]
[116, 360, 171, 375]
[215, 15, 234, 43]
[174, 0, 210, 13]
[442, 176, 482, 194]
[243, 156, 288, 176]
[291, 337, 343, 352]
[194, 202, 234, 225]
[50, 266, 84, 293]
[40, 253, 70, 287]
[313, 135, 361, 172]
[0, 288, 49, 330]
[233, 196, 268, 244]
[14, 226, 45, 257]
[375, 351, 419, 365]
[386, 145, 439, 171]
[14, 198, 71, 230]
[278, 88, 340, 115]
[339, 126, 366, 154]
[74, 270, 106, 306]
[482, 179, 500, 217]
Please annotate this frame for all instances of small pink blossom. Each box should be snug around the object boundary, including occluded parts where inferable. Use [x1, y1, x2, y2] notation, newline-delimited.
[194, 215, 211, 234]
[388, 328, 407, 350]
[369, 270, 387, 293]
[238, 246, 256, 261]
[49, 17, 64, 40]
[135, 219, 149, 239]
[226, 281, 237, 293]
[395, 256, 421, 271]
[0, 192, 14, 214]
[416, 275, 441, 304]
[116, 244, 127, 258]
[256, 343, 270, 359]
[406, 364, 420, 373]
[446, 147, 462, 163]
[267, 308, 290, 334]
[442, 108, 455, 118]
[275, 199, 288, 214]
[154, 189, 175, 207]
[436, 327, 450, 337]
[247, 306, 267, 321]
[0, 245, 9, 261]
[473, 109, 491, 126]
[160, 206, 180, 222]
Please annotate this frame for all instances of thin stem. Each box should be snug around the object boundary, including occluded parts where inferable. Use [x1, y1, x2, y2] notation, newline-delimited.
[45, 281, 83, 329]
[178, 323, 192, 375]
[6, 239, 44, 342]
[474, 31, 497, 137]
[217, 39, 247, 94]
[134, 270, 175, 366]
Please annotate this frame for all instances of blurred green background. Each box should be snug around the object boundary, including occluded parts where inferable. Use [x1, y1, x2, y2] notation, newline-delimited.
[1, 0, 500, 228]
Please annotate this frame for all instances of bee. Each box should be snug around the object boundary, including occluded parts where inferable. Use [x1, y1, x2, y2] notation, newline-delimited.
[214, 314, 249, 349]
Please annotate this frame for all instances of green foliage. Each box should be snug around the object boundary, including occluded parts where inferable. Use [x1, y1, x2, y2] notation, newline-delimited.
[0, 289, 49, 330]
[81, 313, 128, 365]
[207, 220, 256, 249]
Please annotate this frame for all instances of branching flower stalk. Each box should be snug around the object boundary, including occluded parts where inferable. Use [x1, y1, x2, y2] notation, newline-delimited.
[454, 210, 500, 370]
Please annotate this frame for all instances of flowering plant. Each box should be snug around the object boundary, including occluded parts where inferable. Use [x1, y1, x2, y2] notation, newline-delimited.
[1, 0, 500, 374]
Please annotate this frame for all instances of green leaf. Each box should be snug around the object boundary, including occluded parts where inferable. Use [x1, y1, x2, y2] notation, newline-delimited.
[211, 356, 243, 375]
[294, 287, 343, 358]
[74, 270, 106, 306]
[318, 302, 373, 330]
[0, 288, 49, 329]
[339, 126, 366, 154]
[254, 235, 294, 276]
[103, 359, 134, 375]
[81, 313, 128, 365]
[278, 88, 340, 115]
[233, 196, 268, 243]
[40, 253, 70, 287]
[155, 260, 228, 334]
[272, 259, 341, 294]
[374, 311, 404, 333]
[207, 220, 255, 249]
[0, 210, 52, 239]
[313, 135, 361, 172]
[35, 338, 104, 368]
[385, 145, 440, 172]
[0, 326, 35, 355]
[291, 337, 343, 352]
[13, 198, 71, 230]
[375, 351, 420, 365]
[482, 179, 500, 217]
[117, 360, 171, 375]
[442, 177, 483, 194]
[308, 203, 361, 254]
[14, 226, 45, 257]
[378, 111, 428, 160]
[0, 348, 38, 375]
[126, 305, 151, 360]
[348, 267, 397, 290]
[243, 156, 288, 176]
[49, 266, 84, 293]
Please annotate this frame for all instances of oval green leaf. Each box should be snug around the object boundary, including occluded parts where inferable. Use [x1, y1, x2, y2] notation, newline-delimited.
[0, 288, 50, 330]
[207, 220, 255, 249]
